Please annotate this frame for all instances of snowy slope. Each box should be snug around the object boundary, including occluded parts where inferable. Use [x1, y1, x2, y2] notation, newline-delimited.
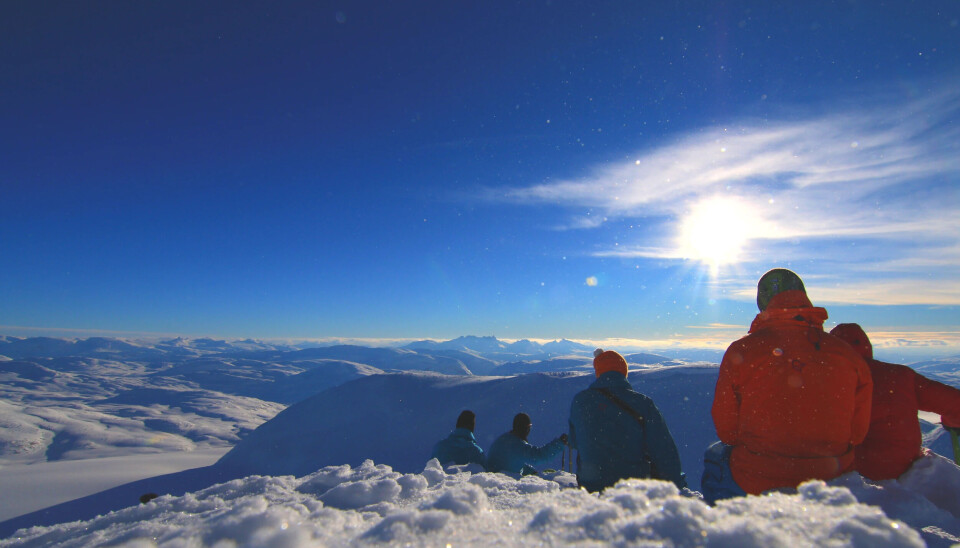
[0, 338, 466, 465]
[0, 356, 287, 465]
[215, 367, 718, 479]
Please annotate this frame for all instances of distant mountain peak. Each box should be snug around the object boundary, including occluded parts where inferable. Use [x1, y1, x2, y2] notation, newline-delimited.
[401, 335, 593, 360]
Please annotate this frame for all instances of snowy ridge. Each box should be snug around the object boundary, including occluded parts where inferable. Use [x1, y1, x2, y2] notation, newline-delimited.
[403, 336, 594, 361]
[216, 366, 719, 479]
[0, 336, 296, 360]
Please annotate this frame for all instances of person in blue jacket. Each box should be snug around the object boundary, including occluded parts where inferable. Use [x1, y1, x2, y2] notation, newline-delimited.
[430, 410, 485, 467]
[568, 349, 686, 492]
[485, 413, 567, 475]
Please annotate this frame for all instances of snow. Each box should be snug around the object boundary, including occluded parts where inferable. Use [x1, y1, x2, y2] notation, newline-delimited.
[213, 367, 719, 480]
[1, 459, 941, 547]
[0, 448, 227, 521]
[1, 337, 960, 546]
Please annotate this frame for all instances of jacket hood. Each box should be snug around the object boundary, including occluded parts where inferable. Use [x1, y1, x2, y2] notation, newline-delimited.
[829, 323, 873, 360]
[590, 370, 634, 390]
[749, 289, 827, 333]
[451, 427, 477, 440]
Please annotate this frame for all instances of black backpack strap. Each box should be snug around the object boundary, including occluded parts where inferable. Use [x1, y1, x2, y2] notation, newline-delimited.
[593, 387, 644, 426]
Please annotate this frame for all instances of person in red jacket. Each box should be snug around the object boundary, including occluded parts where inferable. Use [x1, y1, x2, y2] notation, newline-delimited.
[830, 323, 960, 481]
[711, 269, 873, 495]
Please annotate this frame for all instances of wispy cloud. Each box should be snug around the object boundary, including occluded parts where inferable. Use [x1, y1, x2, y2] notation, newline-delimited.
[565, 329, 960, 358]
[812, 281, 960, 307]
[500, 86, 960, 306]
[866, 330, 960, 349]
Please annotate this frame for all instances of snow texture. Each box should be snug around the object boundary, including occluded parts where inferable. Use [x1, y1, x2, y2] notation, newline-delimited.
[1, 459, 943, 548]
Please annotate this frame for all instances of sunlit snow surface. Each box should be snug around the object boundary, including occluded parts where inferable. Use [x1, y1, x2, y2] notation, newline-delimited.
[7, 456, 960, 547]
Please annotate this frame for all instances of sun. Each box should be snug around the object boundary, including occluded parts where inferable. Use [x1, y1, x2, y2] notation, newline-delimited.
[676, 196, 761, 275]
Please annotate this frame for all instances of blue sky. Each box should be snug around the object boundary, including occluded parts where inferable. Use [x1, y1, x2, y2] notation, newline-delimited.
[1, 1, 958, 357]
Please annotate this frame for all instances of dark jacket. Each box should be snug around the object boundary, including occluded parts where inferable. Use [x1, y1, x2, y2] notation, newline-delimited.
[430, 427, 485, 466]
[568, 371, 685, 492]
[485, 431, 564, 475]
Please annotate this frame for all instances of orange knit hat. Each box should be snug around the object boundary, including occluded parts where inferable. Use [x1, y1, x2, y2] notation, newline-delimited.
[593, 348, 628, 378]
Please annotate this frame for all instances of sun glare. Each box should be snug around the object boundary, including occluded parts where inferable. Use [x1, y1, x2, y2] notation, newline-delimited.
[677, 197, 761, 275]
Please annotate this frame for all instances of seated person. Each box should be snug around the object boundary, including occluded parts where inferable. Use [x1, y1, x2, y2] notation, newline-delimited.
[430, 410, 485, 467]
[569, 349, 685, 492]
[485, 413, 566, 475]
[831, 323, 960, 480]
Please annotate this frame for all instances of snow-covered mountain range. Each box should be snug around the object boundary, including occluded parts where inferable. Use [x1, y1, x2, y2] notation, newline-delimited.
[2, 334, 960, 545]
[0, 335, 672, 468]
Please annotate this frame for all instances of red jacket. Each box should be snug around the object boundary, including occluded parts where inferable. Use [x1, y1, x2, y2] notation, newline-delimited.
[712, 290, 873, 495]
[831, 323, 960, 480]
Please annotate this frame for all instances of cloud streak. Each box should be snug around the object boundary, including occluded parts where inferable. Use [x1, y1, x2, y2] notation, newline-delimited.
[501, 86, 960, 306]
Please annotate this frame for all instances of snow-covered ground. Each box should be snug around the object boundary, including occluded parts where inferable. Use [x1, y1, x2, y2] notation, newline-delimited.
[2, 336, 960, 546]
[0, 448, 228, 521]
[4, 456, 960, 547]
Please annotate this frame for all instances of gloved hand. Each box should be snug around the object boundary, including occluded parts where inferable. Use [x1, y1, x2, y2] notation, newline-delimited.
[559, 433, 569, 445]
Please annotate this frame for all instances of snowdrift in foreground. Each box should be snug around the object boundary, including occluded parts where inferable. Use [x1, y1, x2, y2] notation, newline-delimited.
[6, 455, 960, 548]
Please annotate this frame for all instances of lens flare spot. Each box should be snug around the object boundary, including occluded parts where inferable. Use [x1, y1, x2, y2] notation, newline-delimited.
[773, 348, 783, 357]
[585, 276, 599, 287]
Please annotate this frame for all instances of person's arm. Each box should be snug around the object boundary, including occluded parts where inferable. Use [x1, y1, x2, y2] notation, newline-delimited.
[712, 348, 741, 445]
[914, 371, 960, 428]
[520, 436, 565, 465]
[850, 356, 873, 445]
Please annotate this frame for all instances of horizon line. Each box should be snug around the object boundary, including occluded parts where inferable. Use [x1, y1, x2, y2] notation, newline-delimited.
[3, 325, 959, 356]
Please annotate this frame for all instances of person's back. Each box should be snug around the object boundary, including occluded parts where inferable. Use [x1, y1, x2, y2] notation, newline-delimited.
[712, 269, 872, 495]
[831, 323, 960, 480]
[485, 413, 565, 475]
[430, 410, 485, 467]
[569, 350, 685, 492]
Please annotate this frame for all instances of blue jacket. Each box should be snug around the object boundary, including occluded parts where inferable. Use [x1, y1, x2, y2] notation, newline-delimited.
[485, 430, 565, 475]
[430, 427, 485, 466]
[568, 371, 685, 492]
